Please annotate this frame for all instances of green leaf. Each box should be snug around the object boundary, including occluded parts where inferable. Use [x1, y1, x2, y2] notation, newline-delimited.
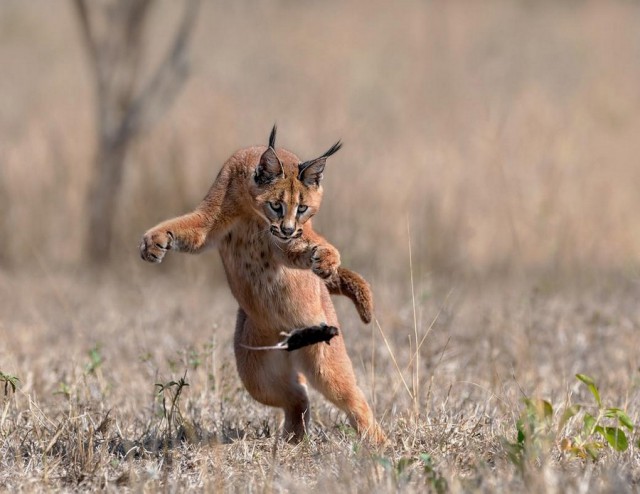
[419, 453, 433, 468]
[539, 399, 553, 419]
[396, 457, 415, 474]
[566, 445, 586, 458]
[583, 442, 603, 461]
[522, 398, 553, 419]
[559, 404, 581, 431]
[523, 398, 552, 417]
[604, 408, 634, 431]
[515, 417, 526, 444]
[0, 372, 20, 395]
[576, 374, 601, 407]
[583, 413, 597, 435]
[601, 427, 628, 451]
[576, 373, 596, 386]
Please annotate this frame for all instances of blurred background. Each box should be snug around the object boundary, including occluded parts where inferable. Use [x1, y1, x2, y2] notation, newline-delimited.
[3, 3, 640, 490]
[2, 0, 640, 283]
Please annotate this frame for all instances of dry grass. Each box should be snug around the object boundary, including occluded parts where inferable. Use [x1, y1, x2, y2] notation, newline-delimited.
[2, 270, 640, 492]
[3, 0, 640, 491]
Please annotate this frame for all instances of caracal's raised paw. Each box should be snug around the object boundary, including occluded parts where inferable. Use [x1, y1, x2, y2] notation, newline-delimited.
[311, 244, 340, 279]
[140, 229, 174, 263]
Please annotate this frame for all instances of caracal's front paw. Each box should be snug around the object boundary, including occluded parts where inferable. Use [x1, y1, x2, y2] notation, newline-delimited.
[311, 245, 340, 279]
[139, 229, 174, 263]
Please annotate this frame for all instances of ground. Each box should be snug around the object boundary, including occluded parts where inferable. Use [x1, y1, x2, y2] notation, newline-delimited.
[2, 267, 639, 492]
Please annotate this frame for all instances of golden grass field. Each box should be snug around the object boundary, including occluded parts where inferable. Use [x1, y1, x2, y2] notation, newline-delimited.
[2, 0, 640, 491]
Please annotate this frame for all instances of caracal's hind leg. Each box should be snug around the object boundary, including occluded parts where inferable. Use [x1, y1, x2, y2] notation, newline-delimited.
[233, 309, 310, 441]
[297, 333, 385, 444]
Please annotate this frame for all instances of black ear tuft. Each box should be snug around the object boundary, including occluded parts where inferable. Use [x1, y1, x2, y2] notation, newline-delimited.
[297, 140, 342, 187]
[268, 124, 277, 149]
[255, 147, 283, 186]
[320, 140, 342, 159]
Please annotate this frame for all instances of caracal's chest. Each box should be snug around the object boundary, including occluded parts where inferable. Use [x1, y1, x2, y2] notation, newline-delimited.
[219, 219, 274, 284]
[217, 220, 323, 328]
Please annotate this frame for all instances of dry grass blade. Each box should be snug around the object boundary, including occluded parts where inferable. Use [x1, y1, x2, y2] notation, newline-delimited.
[375, 318, 413, 401]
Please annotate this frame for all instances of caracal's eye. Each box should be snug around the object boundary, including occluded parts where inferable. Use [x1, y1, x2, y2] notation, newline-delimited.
[269, 201, 283, 215]
[297, 205, 308, 214]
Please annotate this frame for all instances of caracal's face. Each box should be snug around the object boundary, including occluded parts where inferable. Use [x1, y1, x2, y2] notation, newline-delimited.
[250, 147, 323, 243]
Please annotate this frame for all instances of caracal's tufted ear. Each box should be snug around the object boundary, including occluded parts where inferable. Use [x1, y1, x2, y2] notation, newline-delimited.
[268, 124, 277, 149]
[298, 157, 325, 187]
[298, 140, 342, 187]
[255, 129, 283, 185]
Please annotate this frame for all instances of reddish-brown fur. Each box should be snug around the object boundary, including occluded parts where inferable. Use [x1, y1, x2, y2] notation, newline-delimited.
[140, 139, 384, 443]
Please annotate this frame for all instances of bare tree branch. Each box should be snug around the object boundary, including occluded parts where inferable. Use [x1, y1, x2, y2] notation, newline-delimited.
[72, 0, 99, 65]
[71, 0, 201, 262]
[114, 0, 201, 148]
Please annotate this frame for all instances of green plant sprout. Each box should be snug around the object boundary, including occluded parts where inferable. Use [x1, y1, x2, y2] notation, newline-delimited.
[155, 373, 190, 440]
[504, 373, 634, 469]
[559, 374, 633, 460]
[0, 371, 20, 396]
[503, 397, 555, 473]
[85, 344, 103, 375]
